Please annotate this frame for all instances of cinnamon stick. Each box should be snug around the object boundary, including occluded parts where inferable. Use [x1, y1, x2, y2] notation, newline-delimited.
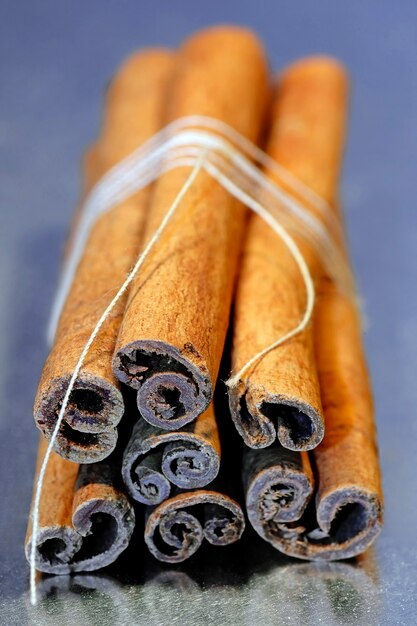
[228, 57, 350, 450]
[25, 438, 135, 574]
[112, 26, 269, 430]
[122, 403, 220, 504]
[33, 50, 175, 462]
[243, 57, 383, 559]
[144, 488, 245, 563]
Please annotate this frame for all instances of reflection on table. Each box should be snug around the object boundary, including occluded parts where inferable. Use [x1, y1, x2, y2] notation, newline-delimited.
[24, 531, 381, 626]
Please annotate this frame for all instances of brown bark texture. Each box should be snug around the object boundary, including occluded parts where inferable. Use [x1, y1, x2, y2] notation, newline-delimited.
[243, 57, 383, 560]
[113, 26, 269, 430]
[144, 488, 245, 563]
[122, 402, 221, 505]
[33, 51, 175, 462]
[25, 438, 135, 574]
[229, 56, 350, 451]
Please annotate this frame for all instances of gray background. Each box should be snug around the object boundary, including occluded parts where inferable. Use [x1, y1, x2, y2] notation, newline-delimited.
[0, 1, 416, 624]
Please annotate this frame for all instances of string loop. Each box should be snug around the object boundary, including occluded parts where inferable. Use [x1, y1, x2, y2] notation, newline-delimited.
[48, 116, 353, 344]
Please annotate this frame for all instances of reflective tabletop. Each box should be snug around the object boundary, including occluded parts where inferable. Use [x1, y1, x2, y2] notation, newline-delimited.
[1, 1, 416, 624]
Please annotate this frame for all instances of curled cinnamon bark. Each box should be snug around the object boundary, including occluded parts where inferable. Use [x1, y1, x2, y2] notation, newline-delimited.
[122, 404, 220, 504]
[144, 489, 245, 563]
[244, 446, 314, 527]
[113, 26, 269, 430]
[244, 438, 382, 560]
[229, 56, 349, 450]
[243, 57, 383, 560]
[25, 439, 135, 574]
[33, 50, 175, 462]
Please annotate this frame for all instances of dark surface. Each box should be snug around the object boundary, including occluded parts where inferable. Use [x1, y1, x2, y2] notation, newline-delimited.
[0, 1, 416, 624]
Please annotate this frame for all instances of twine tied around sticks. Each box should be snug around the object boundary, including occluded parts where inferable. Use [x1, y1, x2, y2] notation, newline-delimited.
[31, 116, 353, 605]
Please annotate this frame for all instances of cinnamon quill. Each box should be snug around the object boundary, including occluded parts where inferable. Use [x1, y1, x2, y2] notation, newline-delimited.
[122, 403, 220, 504]
[144, 488, 245, 563]
[229, 57, 350, 450]
[243, 58, 383, 559]
[112, 26, 269, 430]
[33, 51, 175, 462]
[25, 438, 135, 574]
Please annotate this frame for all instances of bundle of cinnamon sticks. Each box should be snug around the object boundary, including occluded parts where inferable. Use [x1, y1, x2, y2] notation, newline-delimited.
[27, 25, 383, 579]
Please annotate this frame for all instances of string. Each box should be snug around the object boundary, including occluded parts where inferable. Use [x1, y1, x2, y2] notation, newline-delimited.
[29, 151, 207, 606]
[47, 117, 351, 344]
[201, 159, 315, 388]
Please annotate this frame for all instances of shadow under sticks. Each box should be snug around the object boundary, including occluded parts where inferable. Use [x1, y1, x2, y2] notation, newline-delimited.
[24, 544, 381, 626]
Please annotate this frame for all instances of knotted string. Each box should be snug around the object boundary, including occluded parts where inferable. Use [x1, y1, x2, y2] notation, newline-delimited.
[31, 116, 351, 605]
